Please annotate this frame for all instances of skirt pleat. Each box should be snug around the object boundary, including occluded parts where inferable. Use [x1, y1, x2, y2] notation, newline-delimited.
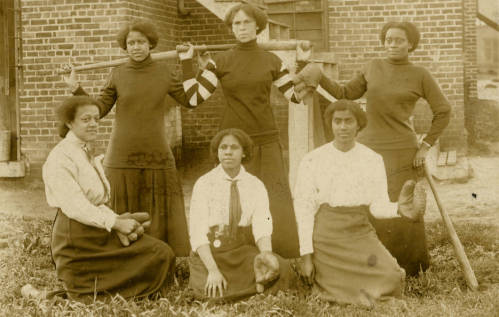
[105, 167, 190, 256]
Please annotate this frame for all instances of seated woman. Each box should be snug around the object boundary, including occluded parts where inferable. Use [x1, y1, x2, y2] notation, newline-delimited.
[42, 95, 176, 302]
[293, 100, 424, 307]
[188, 128, 292, 301]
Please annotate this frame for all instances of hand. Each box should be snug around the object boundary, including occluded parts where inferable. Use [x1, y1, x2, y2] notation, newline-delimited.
[299, 254, 315, 286]
[413, 143, 430, 168]
[197, 51, 212, 70]
[205, 269, 227, 298]
[397, 180, 426, 221]
[295, 63, 323, 89]
[61, 63, 79, 92]
[254, 251, 280, 293]
[176, 43, 194, 61]
[293, 80, 315, 102]
[113, 218, 140, 235]
[296, 41, 312, 62]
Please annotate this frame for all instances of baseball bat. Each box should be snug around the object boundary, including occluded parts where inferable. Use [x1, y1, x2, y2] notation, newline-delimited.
[424, 163, 479, 290]
[58, 40, 311, 74]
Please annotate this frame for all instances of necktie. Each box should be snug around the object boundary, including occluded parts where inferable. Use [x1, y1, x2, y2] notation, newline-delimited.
[229, 179, 242, 237]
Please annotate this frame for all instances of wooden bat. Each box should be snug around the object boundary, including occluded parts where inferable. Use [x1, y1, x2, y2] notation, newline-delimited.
[423, 163, 479, 290]
[58, 40, 311, 74]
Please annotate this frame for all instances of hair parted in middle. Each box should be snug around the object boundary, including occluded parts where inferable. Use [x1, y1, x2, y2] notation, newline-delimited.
[324, 99, 368, 138]
[56, 95, 103, 138]
[116, 21, 159, 50]
[210, 128, 254, 164]
[224, 3, 268, 35]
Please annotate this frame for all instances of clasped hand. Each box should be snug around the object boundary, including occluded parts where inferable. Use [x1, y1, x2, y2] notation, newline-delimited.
[113, 212, 151, 247]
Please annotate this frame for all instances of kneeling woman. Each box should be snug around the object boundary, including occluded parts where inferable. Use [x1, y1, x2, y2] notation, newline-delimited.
[43, 96, 176, 301]
[188, 129, 292, 300]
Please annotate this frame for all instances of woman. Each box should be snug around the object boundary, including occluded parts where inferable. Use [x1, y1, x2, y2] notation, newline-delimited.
[294, 100, 423, 307]
[42, 95, 176, 301]
[178, 3, 309, 258]
[295, 22, 451, 276]
[188, 128, 292, 301]
[64, 22, 191, 256]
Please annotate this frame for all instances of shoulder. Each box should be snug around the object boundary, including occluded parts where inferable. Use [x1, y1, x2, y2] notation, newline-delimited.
[43, 140, 75, 175]
[355, 143, 383, 163]
[303, 142, 333, 162]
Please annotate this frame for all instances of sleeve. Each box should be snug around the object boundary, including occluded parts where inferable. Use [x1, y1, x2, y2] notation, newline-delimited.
[368, 156, 399, 218]
[251, 180, 273, 243]
[188, 178, 211, 252]
[179, 57, 219, 107]
[315, 65, 368, 103]
[73, 70, 117, 118]
[421, 69, 452, 146]
[42, 153, 117, 231]
[272, 57, 304, 103]
[292, 156, 319, 256]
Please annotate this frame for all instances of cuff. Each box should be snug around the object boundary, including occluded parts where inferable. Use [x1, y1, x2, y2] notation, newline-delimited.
[98, 204, 117, 232]
[421, 140, 432, 148]
[299, 238, 314, 256]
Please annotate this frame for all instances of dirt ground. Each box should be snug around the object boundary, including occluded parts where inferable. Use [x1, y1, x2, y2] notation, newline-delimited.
[1, 154, 499, 227]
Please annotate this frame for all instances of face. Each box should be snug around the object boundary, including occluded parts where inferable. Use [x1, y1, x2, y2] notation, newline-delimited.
[66, 105, 100, 142]
[218, 134, 244, 172]
[126, 31, 151, 62]
[232, 10, 258, 43]
[331, 110, 359, 147]
[384, 28, 412, 61]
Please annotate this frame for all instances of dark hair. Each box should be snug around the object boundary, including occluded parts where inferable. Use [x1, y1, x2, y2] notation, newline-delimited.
[210, 128, 253, 164]
[324, 100, 367, 139]
[116, 21, 159, 50]
[380, 21, 420, 52]
[224, 3, 268, 35]
[56, 96, 102, 138]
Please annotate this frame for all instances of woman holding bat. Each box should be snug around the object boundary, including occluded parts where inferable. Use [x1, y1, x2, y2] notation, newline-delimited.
[188, 128, 292, 301]
[294, 22, 452, 276]
[178, 3, 310, 258]
[63, 21, 191, 258]
[43, 95, 177, 301]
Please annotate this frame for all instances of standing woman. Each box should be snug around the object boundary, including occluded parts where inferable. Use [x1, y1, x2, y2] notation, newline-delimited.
[64, 22, 191, 256]
[295, 22, 451, 276]
[178, 3, 308, 258]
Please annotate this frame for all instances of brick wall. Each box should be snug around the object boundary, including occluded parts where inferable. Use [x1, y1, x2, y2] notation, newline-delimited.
[327, 0, 476, 153]
[19, 0, 181, 175]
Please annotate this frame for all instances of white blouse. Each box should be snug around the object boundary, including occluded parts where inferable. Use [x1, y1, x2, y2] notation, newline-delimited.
[42, 131, 117, 231]
[189, 164, 273, 252]
[293, 142, 399, 256]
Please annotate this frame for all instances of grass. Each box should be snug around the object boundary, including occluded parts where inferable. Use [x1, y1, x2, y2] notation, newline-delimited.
[0, 214, 498, 317]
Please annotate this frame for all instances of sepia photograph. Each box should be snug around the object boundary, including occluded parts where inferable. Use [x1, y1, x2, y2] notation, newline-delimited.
[0, 0, 498, 315]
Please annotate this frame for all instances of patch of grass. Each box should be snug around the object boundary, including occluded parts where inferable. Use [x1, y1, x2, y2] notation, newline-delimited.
[0, 215, 498, 316]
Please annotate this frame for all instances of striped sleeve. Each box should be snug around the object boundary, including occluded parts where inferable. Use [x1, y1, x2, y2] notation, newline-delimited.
[181, 58, 218, 107]
[273, 61, 301, 103]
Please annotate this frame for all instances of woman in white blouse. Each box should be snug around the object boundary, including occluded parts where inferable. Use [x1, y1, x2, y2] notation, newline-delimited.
[188, 128, 292, 300]
[293, 100, 424, 307]
[43, 95, 177, 301]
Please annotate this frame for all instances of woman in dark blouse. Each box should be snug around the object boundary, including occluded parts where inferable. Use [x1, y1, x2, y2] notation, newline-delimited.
[178, 3, 309, 258]
[294, 22, 451, 276]
[64, 22, 192, 257]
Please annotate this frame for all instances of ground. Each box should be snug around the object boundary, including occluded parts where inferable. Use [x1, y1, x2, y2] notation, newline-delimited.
[0, 151, 498, 316]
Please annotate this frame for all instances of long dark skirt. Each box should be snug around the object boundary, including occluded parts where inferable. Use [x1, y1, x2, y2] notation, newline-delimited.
[51, 210, 175, 302]
[188, 226, 292, 301]
[105, 167, 190, 256]
[244, 134, 300, 258]
[312, 204, 405, 307]
[366, 148, 430, 276]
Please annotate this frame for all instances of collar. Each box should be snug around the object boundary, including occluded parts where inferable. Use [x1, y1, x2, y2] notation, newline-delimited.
[127, 54, 153, 69]
[384, 56, 410, 65]
[236, 39, 258, 51]
[214, 164, 247, 181]
[330, 141, 358, 154]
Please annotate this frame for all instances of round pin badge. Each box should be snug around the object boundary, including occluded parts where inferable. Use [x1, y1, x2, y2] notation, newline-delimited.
[213, 239, 221, 248]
